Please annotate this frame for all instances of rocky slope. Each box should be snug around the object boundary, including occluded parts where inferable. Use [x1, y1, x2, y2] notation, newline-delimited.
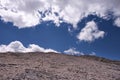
[0, 52, 120, 80]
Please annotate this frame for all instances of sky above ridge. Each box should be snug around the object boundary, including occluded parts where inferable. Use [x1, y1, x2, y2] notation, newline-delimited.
[0, 0, 120, 60]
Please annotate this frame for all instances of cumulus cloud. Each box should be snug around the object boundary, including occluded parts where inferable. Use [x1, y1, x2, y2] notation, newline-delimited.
[0, 41, 58, 53]
[89, 52, 96, 56]
[77, 21, 105, 42]
[114, 18, 120, 27]
[0, 0, 42, 28]
[64, 48, 84, 56]
[0, 0, 120, 28]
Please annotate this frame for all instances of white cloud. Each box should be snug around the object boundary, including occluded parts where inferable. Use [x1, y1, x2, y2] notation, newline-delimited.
[114, 18, 120, 27]
[0, 0, 120, 28]
[89, 52, 96, 56]
[77, 21, 105, 42]
[0, 0, 43, 28]
[64, 48, 84, 55]
[0, 41, 58, 53]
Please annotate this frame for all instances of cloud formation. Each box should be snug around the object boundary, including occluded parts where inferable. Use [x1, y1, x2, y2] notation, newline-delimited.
[89, 52, 96, 56]
[0, 0, 120, 28]
[0, 41, 58, 53]
[114, 18, 120, 27]
[77, 21, 105, 42]
[64, 48, 84, 56]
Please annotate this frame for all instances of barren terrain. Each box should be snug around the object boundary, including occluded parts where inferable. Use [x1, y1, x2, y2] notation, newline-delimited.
[0, 52, 120, 80]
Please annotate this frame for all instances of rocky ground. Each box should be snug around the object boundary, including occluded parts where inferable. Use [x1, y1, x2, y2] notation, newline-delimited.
[0, 52, 120, 80]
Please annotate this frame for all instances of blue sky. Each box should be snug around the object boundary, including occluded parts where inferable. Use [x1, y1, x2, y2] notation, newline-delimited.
[0, 0, 120, 60]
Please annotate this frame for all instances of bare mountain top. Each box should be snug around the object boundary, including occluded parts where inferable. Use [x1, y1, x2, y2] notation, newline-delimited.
[0, 52, 120, 80]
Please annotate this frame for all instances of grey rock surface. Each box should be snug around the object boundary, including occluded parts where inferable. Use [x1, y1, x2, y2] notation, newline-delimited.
[0, 52, 120, 80]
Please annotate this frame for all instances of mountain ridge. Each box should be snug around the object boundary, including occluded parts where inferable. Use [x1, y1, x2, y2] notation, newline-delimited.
[0, 52, 120, 80]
